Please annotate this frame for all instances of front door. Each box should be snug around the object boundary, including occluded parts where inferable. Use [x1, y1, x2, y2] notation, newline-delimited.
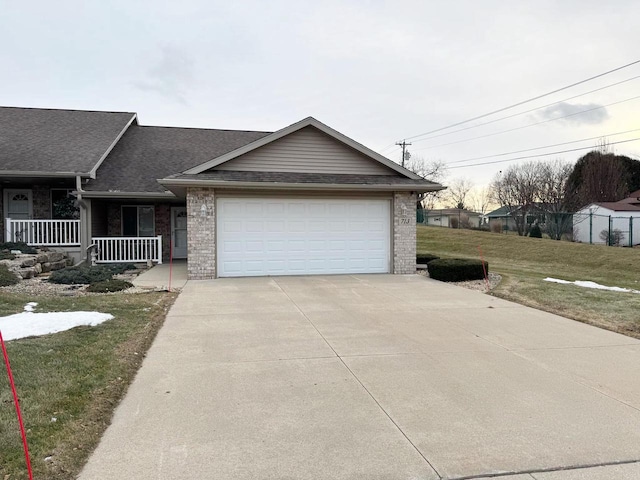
[171, 207, 188, 258]
[5, 189, 32, 219]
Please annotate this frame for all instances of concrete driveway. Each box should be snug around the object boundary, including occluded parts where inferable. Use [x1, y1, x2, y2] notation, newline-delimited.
[80, 275, 640, 479]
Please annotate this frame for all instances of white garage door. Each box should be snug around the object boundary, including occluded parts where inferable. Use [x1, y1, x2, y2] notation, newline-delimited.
[217, 197, 390, 277]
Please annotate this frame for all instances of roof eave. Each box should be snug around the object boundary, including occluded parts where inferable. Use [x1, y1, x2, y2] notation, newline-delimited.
[79, 191, 177, 199]
[158, 177, 442, 193]
[0, 170, 91, 178]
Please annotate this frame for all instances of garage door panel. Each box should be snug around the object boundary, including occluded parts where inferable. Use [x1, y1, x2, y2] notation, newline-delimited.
[217, 198, 390, 277]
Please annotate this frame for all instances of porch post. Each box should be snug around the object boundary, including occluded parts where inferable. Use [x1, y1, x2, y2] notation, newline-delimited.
[77, 199, 92, 263]
[5, 218, 11, 243]
[157, 235, 163, 264]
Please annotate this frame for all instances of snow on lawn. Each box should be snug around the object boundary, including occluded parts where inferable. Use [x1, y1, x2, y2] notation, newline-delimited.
[544, 278, 640, 294]
[0, 303, 114, 341]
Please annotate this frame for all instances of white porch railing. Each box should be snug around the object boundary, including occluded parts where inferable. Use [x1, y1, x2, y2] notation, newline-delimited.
[92, 236, 163, 264]
[5, 218, 81, 246]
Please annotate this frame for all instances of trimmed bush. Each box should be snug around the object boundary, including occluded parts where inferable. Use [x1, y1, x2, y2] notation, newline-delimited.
[416, 253, 440, 264]
[0, 242, 37, 254]
[0, 264, 20, 286]
[427, 258, 488, 282]
[529, 224, 543, 238]
[86, 279, 133, 293]
[49, 266, 113, 285]
[104, 263, 137, 275]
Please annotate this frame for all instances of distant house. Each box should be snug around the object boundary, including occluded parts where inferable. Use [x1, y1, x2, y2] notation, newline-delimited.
[420, 208, 481, 228]
[573, 190, 640, 245]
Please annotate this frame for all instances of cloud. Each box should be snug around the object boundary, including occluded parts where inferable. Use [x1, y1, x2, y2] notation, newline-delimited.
[538, 102, 609, 125]
[133, 46, 194, 104]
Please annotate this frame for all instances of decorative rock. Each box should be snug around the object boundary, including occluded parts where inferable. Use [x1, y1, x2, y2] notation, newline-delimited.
[66, 257, 74, 266]
[41, 262, 52, 273]
[48, 252, 64, 262]
[34, 263, 43, 274]
[19, 268, 36, 279]
[21, 258, 37, 268]
[36, 253, 49, 263]
[50, 260, 67, 271]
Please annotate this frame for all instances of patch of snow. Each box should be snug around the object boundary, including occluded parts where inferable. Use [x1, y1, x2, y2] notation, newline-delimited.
[24, 302, 37, 312]
[0, 303, 114, 341]
[544, 278, 640, 294]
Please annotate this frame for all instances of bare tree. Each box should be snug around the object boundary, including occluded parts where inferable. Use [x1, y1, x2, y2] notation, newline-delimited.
[445, 177, 474, 209]
[403, 154, 447, 211]
[469, 185, 493, 215]
[490, 161, 541, 236]
[537, 159, 573, 240]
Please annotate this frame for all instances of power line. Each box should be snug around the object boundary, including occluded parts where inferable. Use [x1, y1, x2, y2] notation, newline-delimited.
[411, 94, 640, 152]
[447, 127, 640, 165]
[404, 59, 640, 141]
[446, 137, 640, 169]
[411, 74, 640, 144]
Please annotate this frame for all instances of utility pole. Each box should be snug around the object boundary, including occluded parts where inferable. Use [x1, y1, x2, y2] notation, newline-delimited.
[396, 140, 412, 168]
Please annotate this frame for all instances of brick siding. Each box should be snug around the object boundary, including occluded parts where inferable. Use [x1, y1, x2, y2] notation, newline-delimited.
[187, 187, 216, 279]
[393, 191, 417, 274]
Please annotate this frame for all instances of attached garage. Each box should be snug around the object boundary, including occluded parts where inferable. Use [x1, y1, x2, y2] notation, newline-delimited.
[217, 197, 390, 277]
[159, 117, 443, 280]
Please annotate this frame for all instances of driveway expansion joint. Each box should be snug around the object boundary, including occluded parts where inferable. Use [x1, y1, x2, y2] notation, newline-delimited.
[273, 277, 444, 479]
[447, 457, 640, 480]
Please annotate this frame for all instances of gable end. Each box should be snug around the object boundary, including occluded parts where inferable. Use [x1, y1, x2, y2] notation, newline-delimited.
[211, 126, 399, 176]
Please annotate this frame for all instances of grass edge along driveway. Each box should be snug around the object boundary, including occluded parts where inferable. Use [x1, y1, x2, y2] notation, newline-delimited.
[0, 291, 177, 480]
[417, 225, 640, 339]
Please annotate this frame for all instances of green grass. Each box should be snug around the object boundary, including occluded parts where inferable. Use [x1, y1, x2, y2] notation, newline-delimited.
[418, 226, 640, 336]
[0, 292, 177, 480]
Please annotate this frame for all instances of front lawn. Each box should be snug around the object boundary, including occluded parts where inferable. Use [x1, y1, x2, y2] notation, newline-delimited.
[0, 292, 177, 480]
[417, 226, 640, 337]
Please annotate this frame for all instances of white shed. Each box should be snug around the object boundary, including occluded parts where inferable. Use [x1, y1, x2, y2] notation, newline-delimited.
[573, 201, 640, 245]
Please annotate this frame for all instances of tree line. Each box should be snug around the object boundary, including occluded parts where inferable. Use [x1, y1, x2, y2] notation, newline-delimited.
[490, 150, 640, 238]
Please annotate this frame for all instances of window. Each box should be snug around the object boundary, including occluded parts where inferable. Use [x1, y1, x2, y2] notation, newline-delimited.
[122, 206, 155, 237]
[51, 189, 79, 219]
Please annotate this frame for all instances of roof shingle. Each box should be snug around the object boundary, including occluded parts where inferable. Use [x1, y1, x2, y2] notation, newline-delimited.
[0, 107, 135, 174]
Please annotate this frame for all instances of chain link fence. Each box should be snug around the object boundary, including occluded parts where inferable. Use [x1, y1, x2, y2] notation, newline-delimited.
[572, 212, 638, 246]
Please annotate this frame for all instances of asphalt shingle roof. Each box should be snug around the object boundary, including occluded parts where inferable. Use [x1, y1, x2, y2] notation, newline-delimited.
[167, 171, 439, 186]
[85, 125, 271, 193]
[0, 107, 135, 174]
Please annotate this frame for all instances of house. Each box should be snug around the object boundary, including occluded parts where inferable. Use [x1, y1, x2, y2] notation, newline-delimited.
[485, 204, 567, 236]
[573, 192, 640, 245]
[1, 107, 443, 279]
[419, 208, 481, 228]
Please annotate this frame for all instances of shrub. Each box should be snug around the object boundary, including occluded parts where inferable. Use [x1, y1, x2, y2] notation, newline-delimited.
[0, 251, 16, 260]
[0, 242, 37, 254]
[529, 224, 543, 238]
[86, 279, 133, 293]
[0, 264, 19, 286]
[427, 258, 488, 282]
[599, 229, 625, 246]
[489, 221, 502, 233]
[104, 263, 137, 275]
[49, 265, 113, 284]
[450, 217, 459, 229]
[416, 253, 440, 264]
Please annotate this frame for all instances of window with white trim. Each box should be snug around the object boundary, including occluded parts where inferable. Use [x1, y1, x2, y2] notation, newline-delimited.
[122, 206, 155, 237]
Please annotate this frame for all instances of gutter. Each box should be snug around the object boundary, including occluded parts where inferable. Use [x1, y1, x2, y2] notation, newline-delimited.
[158, 178, 443, 193]
[79, 191, 177, 199]
[0, 170, 90, 178]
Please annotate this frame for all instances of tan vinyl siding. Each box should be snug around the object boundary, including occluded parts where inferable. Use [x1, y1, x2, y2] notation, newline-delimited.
[213, 126, 398, 175]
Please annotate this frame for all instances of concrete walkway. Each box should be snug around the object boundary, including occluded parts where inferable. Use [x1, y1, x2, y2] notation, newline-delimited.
[80, 275, 640, 479]
[132, 259, 188, 289]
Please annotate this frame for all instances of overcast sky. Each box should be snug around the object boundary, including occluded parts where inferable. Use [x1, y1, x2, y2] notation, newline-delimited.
[2, 1, 639, 189]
